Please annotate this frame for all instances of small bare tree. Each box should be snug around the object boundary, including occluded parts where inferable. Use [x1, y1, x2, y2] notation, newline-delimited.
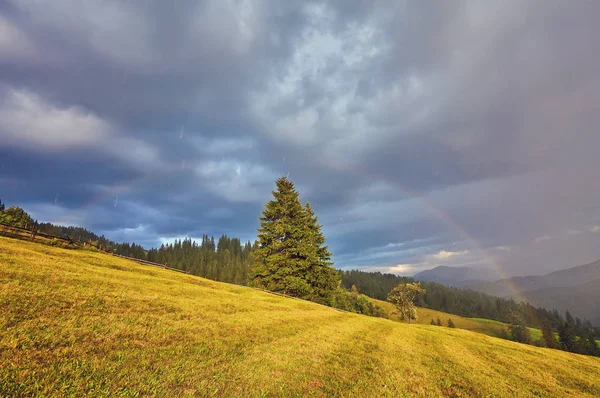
[387, 282, 426, 323]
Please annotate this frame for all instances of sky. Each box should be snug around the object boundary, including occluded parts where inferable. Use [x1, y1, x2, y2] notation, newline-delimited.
[1, 0, 599, 277]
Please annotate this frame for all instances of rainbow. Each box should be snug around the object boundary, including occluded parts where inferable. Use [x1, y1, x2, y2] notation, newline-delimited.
[316, 155, 531, 306]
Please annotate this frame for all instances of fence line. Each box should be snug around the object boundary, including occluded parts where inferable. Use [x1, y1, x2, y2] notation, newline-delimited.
[0, 222, 76, 244]
[111, 254, 190, 274]
[0, 222, 190, 275]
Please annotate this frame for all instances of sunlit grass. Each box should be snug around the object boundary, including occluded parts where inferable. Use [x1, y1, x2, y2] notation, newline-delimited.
[1, 236, 599, 397]
[371, 299, 512, 338]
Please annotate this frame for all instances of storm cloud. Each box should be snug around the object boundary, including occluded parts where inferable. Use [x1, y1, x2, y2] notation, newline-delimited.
[1, 0, 599, 276]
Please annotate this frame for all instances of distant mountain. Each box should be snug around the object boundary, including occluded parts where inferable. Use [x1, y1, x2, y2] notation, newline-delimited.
[467, 259, 600, 325]
[413, 266, 499, 287]
[467, 259, 600, 297]
[523, 279, 600, 326]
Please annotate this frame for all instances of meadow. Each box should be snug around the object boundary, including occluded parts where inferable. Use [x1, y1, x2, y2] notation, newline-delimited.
[371, 298, 546, 341]
[1, 236, 600, 397]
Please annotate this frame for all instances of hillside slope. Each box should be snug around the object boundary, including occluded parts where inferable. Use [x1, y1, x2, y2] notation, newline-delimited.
[370, 298, 509, 338]
[522, 279, 600, 326]
[1, 237, 600, 397]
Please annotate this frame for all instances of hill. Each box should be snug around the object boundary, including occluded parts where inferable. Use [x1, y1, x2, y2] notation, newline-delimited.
[370, 298, 507, 337]
[368, 298, 553, 342]
[2, 237, 600, 397]
[413, 266, 498, 287]
[521, 279, 600, 326]
[468, 259, 600, 324]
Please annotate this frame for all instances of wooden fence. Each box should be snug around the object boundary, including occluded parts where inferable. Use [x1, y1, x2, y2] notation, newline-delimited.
[112, 254, 190, 274]
[0, 222, 80, 247]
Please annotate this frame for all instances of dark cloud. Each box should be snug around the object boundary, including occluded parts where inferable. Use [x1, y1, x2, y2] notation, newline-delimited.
[1, 0, 599, 276]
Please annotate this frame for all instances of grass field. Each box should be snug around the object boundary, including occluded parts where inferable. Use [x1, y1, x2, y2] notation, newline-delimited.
[370, 299, 513, 338]
[2, 236, 600, 397]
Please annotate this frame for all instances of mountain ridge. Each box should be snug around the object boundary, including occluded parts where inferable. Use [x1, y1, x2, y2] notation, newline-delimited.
[413, 265, 499, 287]
[467, 259, 600, 324]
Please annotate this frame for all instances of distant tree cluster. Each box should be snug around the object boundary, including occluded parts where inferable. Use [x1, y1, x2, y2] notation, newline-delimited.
[330, 285, 388, 318]
[429, 317, 456, 327]
[0, 204, 36, 229]
[555, 311, 600, 356]
[36, 222, 114, 248]
[147, 235, 255, 284]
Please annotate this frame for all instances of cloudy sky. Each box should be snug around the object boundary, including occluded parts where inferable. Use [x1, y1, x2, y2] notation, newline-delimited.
[1, 0, 599, 277]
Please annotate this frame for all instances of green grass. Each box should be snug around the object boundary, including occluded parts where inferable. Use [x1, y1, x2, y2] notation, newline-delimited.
[370, 298, 548, 342]
[371, 299, 509, 338]
[2, 236, 600, 397]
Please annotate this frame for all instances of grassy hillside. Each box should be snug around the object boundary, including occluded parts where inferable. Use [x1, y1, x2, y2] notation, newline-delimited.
[2, 237, 600, 397]
[370, 298, 511, 338]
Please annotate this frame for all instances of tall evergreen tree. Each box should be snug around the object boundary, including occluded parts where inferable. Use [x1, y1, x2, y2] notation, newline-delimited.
[558, 321, 576, 352]
[508, 312, 531, 344]
[541, 321, 557, 349]
[0, 198, 5, 212]
[565, 310, 575, 326]
[251, 176, 339, 303]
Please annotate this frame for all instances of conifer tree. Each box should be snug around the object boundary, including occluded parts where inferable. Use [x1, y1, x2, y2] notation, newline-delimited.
[430, 319, 436, 325]
[508, 312, 531, 344]
[436, 317, 442, 326]
[541, 321, 557, 349]
[251, 176, 339, 302]
[558, 321, 576, 351]
[565, 310, 575, 326]
[447, 318, 455, 328]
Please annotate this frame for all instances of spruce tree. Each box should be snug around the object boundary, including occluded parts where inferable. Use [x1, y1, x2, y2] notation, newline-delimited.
[558, 322, 576, 352]
[251, 176, 339, 302]
[508, 312, 531, 344]
[541, 321, 557, 349]
[447, 318, 455, 328]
